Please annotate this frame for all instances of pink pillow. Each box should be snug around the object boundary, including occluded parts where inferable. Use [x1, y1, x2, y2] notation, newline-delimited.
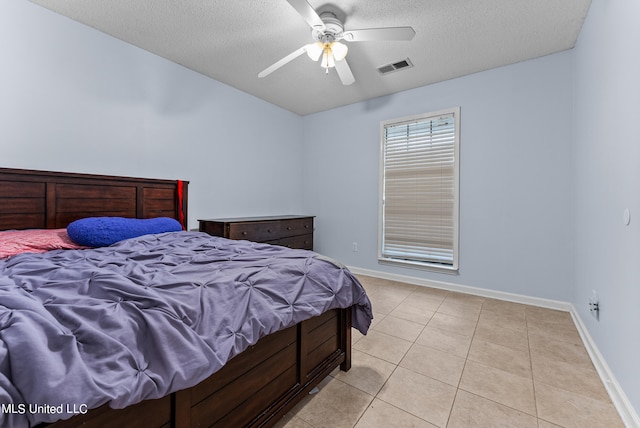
[0, 229, 86, 259]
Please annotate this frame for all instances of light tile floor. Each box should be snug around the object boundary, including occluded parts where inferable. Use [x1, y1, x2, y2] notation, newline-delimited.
[275, 275, 624, 428]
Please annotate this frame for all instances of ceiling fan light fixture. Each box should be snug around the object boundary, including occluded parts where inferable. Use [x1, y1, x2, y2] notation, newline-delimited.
[321, 46, 336, 69]
[305, 41, 324, 61]
[318, 42, 347, 71]
[330, 41, 348, 61]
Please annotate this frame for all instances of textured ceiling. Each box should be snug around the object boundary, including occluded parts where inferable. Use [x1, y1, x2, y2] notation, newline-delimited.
[29, 0, 591, 115]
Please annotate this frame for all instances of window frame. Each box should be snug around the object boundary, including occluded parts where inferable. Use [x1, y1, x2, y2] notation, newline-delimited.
[377, 107, 460, 273]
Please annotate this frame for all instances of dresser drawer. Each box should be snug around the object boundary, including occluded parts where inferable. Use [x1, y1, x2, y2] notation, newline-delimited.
[279, 217, 313, 239]
[278, 234, 313, 250]
[199, 221, 224, 237]
[227, 220, 281, 242]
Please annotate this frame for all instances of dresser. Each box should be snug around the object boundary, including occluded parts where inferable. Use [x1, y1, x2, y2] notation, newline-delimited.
[198, 215, 314, 250]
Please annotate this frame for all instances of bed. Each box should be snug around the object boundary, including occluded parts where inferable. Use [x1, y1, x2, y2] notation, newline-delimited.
[0, 167, 372, 428]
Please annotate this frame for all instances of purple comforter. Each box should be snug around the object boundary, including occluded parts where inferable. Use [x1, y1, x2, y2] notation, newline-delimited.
[0, 232, 372, 427]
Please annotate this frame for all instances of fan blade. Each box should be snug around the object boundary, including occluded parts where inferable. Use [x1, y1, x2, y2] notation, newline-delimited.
[342, 27, 415, 42]
[286, 0, 325, 30]
[258, 46, 308, 78]
[335, 58, 355, 86]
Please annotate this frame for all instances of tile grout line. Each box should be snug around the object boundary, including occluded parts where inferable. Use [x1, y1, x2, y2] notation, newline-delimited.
[444, 300, 481, 427]
[524, 308, 542, 426]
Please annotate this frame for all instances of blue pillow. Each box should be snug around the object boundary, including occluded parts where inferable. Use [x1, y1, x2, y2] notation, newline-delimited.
[67, 217, 183, 247]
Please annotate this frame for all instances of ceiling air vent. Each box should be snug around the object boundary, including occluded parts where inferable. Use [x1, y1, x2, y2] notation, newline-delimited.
[377, 58, 414, 75]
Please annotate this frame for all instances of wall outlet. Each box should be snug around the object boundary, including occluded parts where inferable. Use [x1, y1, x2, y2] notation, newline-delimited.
[588, 290, 599, 320]
[352, 242, 358, 252]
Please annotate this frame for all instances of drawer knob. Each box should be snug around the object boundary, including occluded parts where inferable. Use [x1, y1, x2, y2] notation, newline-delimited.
[242, 232, 247, 236]
[287, 226, 292, 230]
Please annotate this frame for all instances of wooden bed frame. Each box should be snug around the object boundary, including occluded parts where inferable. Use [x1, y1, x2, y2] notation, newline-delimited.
[0, 167, 353, 428]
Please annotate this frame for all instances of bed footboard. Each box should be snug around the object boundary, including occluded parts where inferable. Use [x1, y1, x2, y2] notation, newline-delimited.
[41, 307, 352, 428]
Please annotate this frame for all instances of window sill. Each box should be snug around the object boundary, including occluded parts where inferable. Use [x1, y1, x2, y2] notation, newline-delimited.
[378, 257, 459, 275]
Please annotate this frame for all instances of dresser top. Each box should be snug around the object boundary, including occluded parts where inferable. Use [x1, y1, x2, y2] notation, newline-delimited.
[198, 215, 314, 223]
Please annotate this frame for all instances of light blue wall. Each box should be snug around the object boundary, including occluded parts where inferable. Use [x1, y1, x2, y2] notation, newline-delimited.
[572, 0, 640, 415]
[2, 0, 638, 419]
[0, 0, 304, 228]
[302, 52, 574, 302]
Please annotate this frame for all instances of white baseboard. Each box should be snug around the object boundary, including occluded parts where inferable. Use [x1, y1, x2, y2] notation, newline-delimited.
[348, 266, 572, 311]
[570, 306, 640, 428]
[348, 266, 640, 428]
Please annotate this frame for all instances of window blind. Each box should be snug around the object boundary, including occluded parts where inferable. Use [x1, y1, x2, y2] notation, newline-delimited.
[380, 110, 458, 267]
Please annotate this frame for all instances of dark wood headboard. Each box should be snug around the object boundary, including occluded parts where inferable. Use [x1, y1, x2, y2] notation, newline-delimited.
[0, 168, 188, 231]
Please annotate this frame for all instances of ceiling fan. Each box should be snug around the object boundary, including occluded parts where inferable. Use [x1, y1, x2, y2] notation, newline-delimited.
[258, 0, 416, 85]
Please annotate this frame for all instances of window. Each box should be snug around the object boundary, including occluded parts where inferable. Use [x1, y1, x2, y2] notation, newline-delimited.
[378, 107, 460, 272]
